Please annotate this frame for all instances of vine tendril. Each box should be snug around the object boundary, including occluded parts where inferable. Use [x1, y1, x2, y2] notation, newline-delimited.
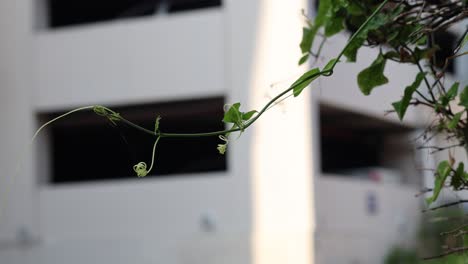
[133, 136, 161, 177]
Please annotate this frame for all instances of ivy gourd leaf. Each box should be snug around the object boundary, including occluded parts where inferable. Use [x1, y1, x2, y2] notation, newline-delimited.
[440, 82, 459, 106]
[391, 72, 426, 121]
[347, 1, 364, 15]
[323, 58, 338, 72]
[298, 0, 331, 61]
[451, 162, 465, 190]
[223, 103, 257, 131]
[344, 13, 388, 62]
[383, 51, 399, 60]
[447, 112, 463, 130]
[223, 103, 242, 124]
[315, 0, 331, 26]
[331, 0, 348, 12]
[357, 53, 388, 95]
[416, 35, 428, 46]
[292, 67, 321, 97]
[426, 160, 452, 205]
[343, 37, 365, 62]
[324, 0, 348, 37]
[242, 110, 257, 121]
[459, 85, 468, 108]
[298, 53, 309, 65]
[460, 33, 468, 53]
[299, 27, 314, 55]
[325, 15, 345, 37]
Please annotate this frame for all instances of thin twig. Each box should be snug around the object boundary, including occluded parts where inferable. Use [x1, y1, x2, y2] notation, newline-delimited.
[423, 200, 468, 212]
[423, 247, 468, 260]
[441, 223, 468, 236]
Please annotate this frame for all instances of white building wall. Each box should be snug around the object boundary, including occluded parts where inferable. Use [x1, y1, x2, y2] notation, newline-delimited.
[1, 0, 315, 263]
[1, 1, 252, 264]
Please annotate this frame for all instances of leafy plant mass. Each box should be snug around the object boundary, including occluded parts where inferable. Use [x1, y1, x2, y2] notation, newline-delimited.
[32, 0, 468, 259]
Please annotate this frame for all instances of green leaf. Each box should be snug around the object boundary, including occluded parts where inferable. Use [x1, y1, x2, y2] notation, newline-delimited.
[344, 13, 389, 62]
[292, 68, 321, 97]
[331, 0, 348, 12]
[416, 35, 428, 46]
[298, 53, 309, 65]
[446, 82, 459, 100]
[357, 53, 388, 95]
[451, 162, 465, 190]
[315, 0, 332, 26]
[383, 51, 399, 60]
[426, 160, 452, 205]
[223, 103, 242, 124]
[299, 27, 314, 55]
[347, 1, 365, 15]
[323, 58, 338, 72]
[343, 37, 365, 62]
[324, 0, 348, 37]
[459, 85, 468, 108]
[447, 111, 463, 130]
[223, 103, 257, 129]
[460, 33, 468, 53]
[440, 82, 459, 106]
[391, 72, 426, 120]
[242, 110, 257, 121]
[324, 15, 345, 37]
[298, 0, 331, 57]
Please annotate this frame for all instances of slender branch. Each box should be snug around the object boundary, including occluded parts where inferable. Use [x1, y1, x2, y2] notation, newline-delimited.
[417, 143, 464, 152]
[32, 106, 95, 142]
[454, 28, 468, 54]
[423, 200, 468, 212]
[118, 117, 157, 136]
[412, 52, 437, 103]
[441, 223, 468, 236]
[415, 187, 433, 197]
[422, 247, 468, 260]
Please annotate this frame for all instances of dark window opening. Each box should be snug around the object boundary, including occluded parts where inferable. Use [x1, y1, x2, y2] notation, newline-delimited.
[319, 104, 418, 185]
[47, 0, 160, 28]
[168, 0, 222, 13]
[431, 31, 457, 74]
[39, 97, 227, 184]
[46, 0, 222, 28]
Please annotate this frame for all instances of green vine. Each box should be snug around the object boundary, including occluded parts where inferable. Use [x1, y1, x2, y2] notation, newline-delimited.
[25, 0, 468, 260]
[30, 0, 401, 178]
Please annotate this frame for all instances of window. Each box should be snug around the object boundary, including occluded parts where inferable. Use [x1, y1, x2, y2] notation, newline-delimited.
[168, 0, 222, 13]
[38, 97, 227, 184]
[431, 31, 457, 74]
[47, 0, 160, 28]
[319, 103, 420, 185]
[45, 0, 222, 29]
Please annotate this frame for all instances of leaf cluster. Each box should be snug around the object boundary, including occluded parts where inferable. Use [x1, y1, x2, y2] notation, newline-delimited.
[299, 0, 468, 209]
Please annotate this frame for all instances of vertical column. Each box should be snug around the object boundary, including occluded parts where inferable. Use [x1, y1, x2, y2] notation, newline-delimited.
[227, 0, 315, 263]
[0, 0, 36, 244]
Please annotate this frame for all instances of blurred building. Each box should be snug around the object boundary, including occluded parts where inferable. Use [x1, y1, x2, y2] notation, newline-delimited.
[2, 0, 465, 263]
